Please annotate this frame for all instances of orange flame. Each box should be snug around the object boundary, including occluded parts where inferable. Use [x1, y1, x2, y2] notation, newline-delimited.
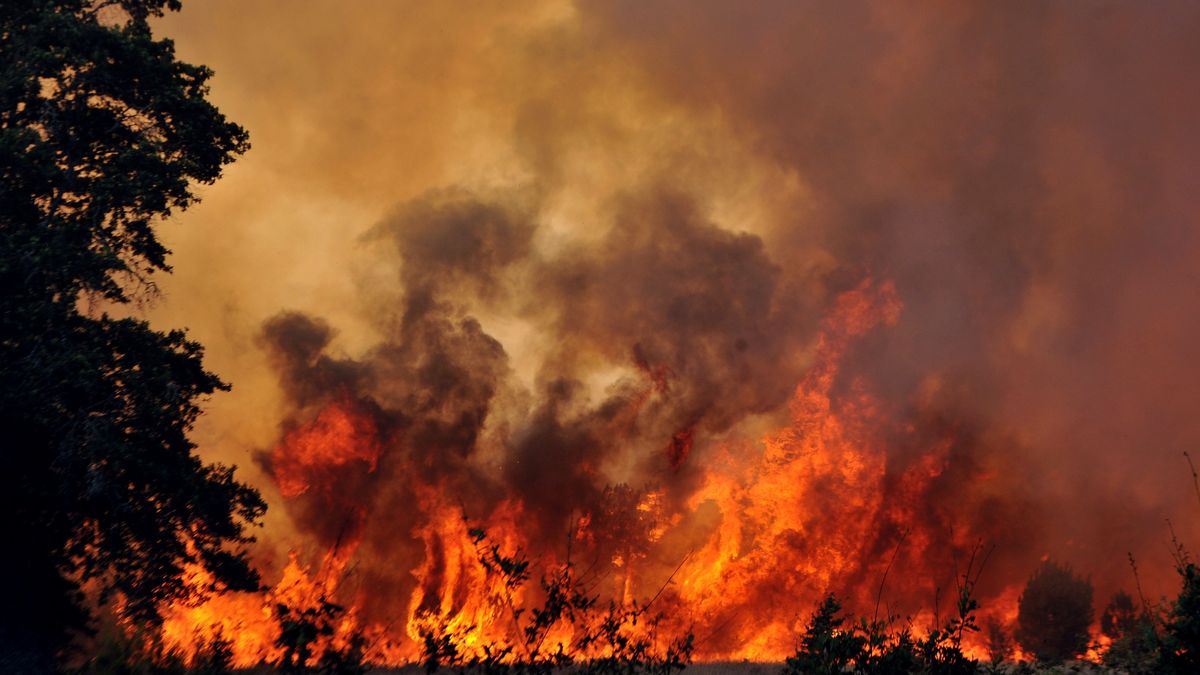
[151, 278, 1087, 666]
[271, 400, 381, 499]
[156, 551, 361, 668]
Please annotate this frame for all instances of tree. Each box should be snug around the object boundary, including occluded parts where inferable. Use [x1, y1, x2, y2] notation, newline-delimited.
[1100, 591, 1141, 641]
[782, 594, 866, 675]
[1014, 560, 1094, 663]
[1100, 591, 1158, 675]
[0, 1, 263, 670]
[983, 616, 1014, 665]
[1159, 562, 1200, 674]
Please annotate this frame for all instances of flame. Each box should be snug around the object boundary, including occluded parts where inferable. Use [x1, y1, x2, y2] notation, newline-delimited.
[156, 551, 360, 668]
[271, 399, 381, 499]
[150, 278, 1091, 666]
[658, 279, 905, 657]
[404, 487, 522, 655]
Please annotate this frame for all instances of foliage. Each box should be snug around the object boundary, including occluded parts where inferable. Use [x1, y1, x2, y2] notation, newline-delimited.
[0, 0, 261, 668]
[1093, 591, 1156, 674]
[783, 546, 988, 675]
[273, 593, 369, 675]
[312, 631, 370, 675]
[1102, 624, 1159, 675]
[1157, 560, 1200, 674]
[275, 598, 341, 673]
[1015, 561, 1094, 663]
[1099, 591, 1139, 641]
[781, 591, 982, 675]
[983, 616, 1014, 666]
[912, 554, 984, 675]
[783, 594, 867, 675]
[420, 526, 694, 675]
[74, 626, 233, 675]
[857, 621, 922, 675]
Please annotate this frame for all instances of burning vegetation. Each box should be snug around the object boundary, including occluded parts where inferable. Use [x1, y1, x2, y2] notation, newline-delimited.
[8, 1, 1200, 674]
[118, 272, 1200, 673]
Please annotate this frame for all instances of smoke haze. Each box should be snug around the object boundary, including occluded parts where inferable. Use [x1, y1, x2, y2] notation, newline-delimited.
[144, 0, 1200, 659]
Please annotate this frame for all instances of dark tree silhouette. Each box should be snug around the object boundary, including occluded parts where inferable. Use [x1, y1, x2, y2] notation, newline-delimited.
[1100, 590, 1158, 675]
[1014, 560, 1094, 663]
[0, 1, 263, 670]
[1159, 561, 1200, 674]
[782, 594, 866, 675]
[983, 615, 1014, 665]
[1100, 591, 1140, 640]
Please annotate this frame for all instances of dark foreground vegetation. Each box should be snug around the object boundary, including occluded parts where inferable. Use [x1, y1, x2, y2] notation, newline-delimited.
[2, 0, 262, 672]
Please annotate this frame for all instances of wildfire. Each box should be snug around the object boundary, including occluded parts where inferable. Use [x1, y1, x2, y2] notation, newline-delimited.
[148, 278, 1057, 666]
[666, 279, 903, 657]
[153, 401, 383, 668]
[270, 399, 382, 499]
[157, 551, 357, 668]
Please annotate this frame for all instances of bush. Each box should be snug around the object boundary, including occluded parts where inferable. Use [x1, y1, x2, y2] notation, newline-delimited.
[1100, 591, 1140, 640]
[782, 553, 987, 675]
[983, 616, 1013, 665]
[1158, 562, 1200, 674]
[420, 526, 693, 675]
[76, 627, 233, 675]
[274, 594, 369, 675]
[1014, 560, 1094, 663]
[782, 594, 865, 675]
[1099, 591, 1157, 675]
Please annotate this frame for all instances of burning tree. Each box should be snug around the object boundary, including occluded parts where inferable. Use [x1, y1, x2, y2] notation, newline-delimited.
[0, 0, 262, 670]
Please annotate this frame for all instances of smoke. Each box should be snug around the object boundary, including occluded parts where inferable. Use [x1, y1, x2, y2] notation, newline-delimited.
[252, 184, 822, 603]
[148, 0, 1200, 657]
[583, 0, 1200, 583]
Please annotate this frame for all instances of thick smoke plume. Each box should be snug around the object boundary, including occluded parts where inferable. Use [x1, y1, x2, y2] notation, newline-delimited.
[149, 0, 1200, 662]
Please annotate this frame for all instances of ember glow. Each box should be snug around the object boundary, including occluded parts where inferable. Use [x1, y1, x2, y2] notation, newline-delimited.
[142, 0, 1200, 667]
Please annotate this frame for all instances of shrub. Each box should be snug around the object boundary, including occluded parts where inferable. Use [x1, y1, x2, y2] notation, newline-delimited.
[420, 526, 693, 675]
[1014, 560, 1094, 663]
[273, 597, 369, 675]
[76, 627, 234, 675]
[1158, 561, 1200, 674]
[782, 594, 866, 675]
[983, 616, 1013, 665]
[1099, 591, 1158, 675]
[1100, 591, 1140, 640]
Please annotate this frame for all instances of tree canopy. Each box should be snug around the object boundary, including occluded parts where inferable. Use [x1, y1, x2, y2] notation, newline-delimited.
[1015, 560, 1095, 663]
[0, 0, 263, 670]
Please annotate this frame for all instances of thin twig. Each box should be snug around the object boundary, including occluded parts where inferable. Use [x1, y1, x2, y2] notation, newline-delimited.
[1128, 552, 1157, 626]
[645, 550, 692, 612]
[874, 528, 909, 624]
[1185, 451, 1200, 512]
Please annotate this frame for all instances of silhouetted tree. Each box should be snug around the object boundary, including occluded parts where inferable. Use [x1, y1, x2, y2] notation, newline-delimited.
[783, 594, 866, 675]
[1014, 560, 1094, 663]
[1159, 561, 1200, 674]
[1095, 590, 1157, 674]
[0, 0, 262, 670]
[983, 616, 1013, 665]
[1100, 591, 1140, 641]
[274, 595, 369, 675]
